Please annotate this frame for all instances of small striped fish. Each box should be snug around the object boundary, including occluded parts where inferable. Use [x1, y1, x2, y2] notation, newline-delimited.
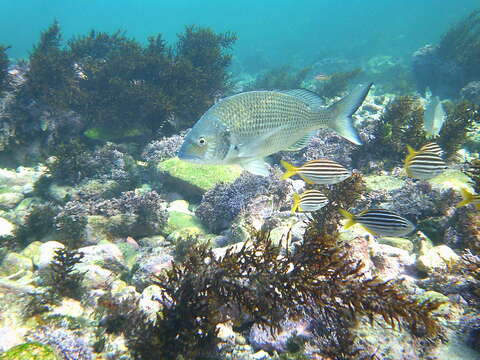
[281, 159, 351, 185]
[404, 145, 447, 180]
[420, 142, 443, 157]
[456, 188, 480, 210]
[340, 208, 415, 237]
[292, 190, 329, 213]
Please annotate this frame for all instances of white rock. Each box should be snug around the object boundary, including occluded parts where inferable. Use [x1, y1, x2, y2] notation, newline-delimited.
[139, 285, 163, 323]
[79, 243, 124, 265]
[0, 192, 24, 209]
[252, 350, 270, 360]
[0, 217, 15, 237]
[416, 245, 460, 273]
[37, 241, 65, 270]
[167, 200, 191, 214]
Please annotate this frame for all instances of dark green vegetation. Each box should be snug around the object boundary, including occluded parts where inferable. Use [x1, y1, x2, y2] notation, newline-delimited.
[8, 21, 236, 155]
[352, 96, 479, 171]
[46, 248, 85, 299]
[245, 66, 310, 90]
[103, 173, 445, 359]
[437, 10, 480, 82]
[316, 68, 362, 99]
[0, 45, 9, 92]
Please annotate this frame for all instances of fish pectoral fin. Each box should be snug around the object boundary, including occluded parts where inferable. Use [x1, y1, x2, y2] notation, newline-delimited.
[284, 131, 317, 151]
[241, 158, 270, 176]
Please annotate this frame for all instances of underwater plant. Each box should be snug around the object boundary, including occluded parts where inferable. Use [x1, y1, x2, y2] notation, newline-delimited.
[245, 65, 311, 91]
[45, 248, 85, 300]
[0, 45, 9, 92]
[14, 203, 58, 248]
[316, 68, 362, 99]
[121, 222, 445, 359]
[437, 100, 478, 159]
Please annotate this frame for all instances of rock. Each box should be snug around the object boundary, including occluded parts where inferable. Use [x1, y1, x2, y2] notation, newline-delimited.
[365, 175, 404, 192]
[84, 215, 112, 245]
[20, 241, 42, 264]
[157, 157, 243, 201]
[371, 243, 416, 280]
[48, 183, 73, 202]
[79, 264, 115, 290]
[0, 192, 24, 210]
[377, 237, 414, 252]
[78, 243, 124, 265]
[37, 241, 65, 270]
[167, 199, 191, 214]
[249, 319, 311, 352]
[461, 81, 480, 105]
[131, 248, 174, 289]
[251, 351, 270, 360]
[0, 217, 14, 237]
[0, 342, 61, 360]
[416, 245, 460, 273]
[217, 323, 236, 345]
[167, 227, 205, 244]
[139, 285, 164, 323]
[164, 211, 206, 235]
[137, 235, 166, 248]
[0, 252, 33, 277]
[50, 298, 85, 318]
[0, 326, 25, 353]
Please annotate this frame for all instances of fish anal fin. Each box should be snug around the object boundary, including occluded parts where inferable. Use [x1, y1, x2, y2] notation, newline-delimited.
[241, 158, 270, 176]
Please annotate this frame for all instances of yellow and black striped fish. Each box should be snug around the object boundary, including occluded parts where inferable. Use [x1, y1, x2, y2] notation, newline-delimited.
[281, 159, 351, 185]
[456, 188, 480, 210]
[340, 208, 415, 237]
[291, 190, 329, 213]
[420, 142, 443, 157]
[404, 145, 447, 180]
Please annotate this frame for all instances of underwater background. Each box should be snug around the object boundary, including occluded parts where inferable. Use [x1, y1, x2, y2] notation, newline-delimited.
[1, 1, 480, 359]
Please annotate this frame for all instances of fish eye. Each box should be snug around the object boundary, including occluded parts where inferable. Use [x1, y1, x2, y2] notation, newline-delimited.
[198, 137, 207, 146]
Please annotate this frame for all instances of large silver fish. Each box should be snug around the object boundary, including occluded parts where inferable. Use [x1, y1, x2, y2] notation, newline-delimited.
[178, 84, 372, 176]
[423, 96, 446, 138]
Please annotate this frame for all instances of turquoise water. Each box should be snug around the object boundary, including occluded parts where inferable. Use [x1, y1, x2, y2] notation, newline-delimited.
[1, 0, 479, 64]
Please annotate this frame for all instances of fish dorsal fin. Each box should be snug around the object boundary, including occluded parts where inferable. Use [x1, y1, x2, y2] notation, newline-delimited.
[281, 89, 323, 111]
[284, 131, 317, 151]
[240, 158, 270, 176]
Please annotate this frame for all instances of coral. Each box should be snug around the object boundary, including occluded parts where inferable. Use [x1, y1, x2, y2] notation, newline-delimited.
[245, 66, 311, 91]
[141, 133, 185, 163]
[123, 224, 444, 359]
[412, 10, 480, 97]
[461, 81, 480, 105]
[45, 248, 85, 299]
[47, 141, 138, 187]
[316, 68, 362, 99]
[195, 172, 289, 233]
[0, 45, 9, 93]
[14, 203, 58, 248]
[27, 327, 94, 360]
[351, 95, 427, 170]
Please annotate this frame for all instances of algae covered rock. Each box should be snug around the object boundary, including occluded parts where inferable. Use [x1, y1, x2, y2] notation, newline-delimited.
[157, 157, 242, 200]
[0, 342, 60, 360]
[165, 210, 206, 235]
[416, 244, 460, 273]
[0, 252, 33, 277]
[377, 237, 414, 252]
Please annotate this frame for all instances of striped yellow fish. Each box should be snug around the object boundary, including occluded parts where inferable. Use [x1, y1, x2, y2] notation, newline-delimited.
[281, 159, 351, 185]
[456, 188, 480, 210]
[340, 208, 415, 237]
[419, 142, 443, 157]
[292, 190, 329, 213]
[404, 145, 447, 180]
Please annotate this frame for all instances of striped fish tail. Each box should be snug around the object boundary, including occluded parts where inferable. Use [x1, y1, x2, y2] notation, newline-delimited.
[291, 193, 301, 213]
[456, 188, 474, 208]
[281, 160, 298, 180]
[404, 145, 418, 176]
[339, 208, 356, 229]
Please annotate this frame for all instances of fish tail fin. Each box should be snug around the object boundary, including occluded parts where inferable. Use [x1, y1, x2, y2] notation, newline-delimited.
[456, 188, 474, 208]
[281, 160, 298, 180]
[291, 193, 301, 213]
[404, 145, 418, 176]
[339, 208, 356, 229]
[325, 83, 373, 145]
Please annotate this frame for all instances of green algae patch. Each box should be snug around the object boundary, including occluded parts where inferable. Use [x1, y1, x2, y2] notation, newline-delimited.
[429, 169, 473, 192]
[0, 342, 60, 360]
[84, 125, 147, 141]
[165, 211, 206, 235]
[378, 237, 414, 252]
[365, 175, 404, 191]
[157, 157, 242, 200]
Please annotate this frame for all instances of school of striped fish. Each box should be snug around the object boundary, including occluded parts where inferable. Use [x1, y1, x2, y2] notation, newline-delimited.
[179, 84, 479, 238]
